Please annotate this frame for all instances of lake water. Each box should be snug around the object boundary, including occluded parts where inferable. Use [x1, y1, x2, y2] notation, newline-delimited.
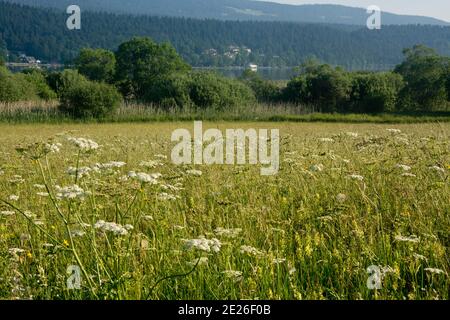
[195, 68, 297, 81]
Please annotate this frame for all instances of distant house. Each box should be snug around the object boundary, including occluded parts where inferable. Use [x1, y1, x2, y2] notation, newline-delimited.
[248, 64, 258, 72]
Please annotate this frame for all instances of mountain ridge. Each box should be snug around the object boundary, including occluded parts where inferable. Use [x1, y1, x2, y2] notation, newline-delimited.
[2, 0, 449, 26]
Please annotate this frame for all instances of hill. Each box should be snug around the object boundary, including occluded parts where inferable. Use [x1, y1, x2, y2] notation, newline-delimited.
[3, 0, 449, 26]
[0, 1, 449, 69]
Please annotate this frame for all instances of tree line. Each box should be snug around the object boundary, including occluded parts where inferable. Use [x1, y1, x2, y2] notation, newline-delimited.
[1, 1, 450, 69]
[1, 38, 449, 118]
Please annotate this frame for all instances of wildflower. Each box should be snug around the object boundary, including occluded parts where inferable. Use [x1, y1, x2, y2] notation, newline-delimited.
[222, 270, 243, 282]
[345, 132, 359, 138]
[55, 185, 91, 200]
[319, 138, 334, 142]
[154, 154, 168, 160]
[240, 245, 264, 257]
[336, 193, 347, 203]
[395, 164, 411, 171]
[68, 137, 99, 151]
[67, 166, 92, 179]
[33, 184, 46, 189]
[93, 161, 126, 170]
[36, 192, 50, 197]
[214, 227, 242, 238]
[413, 253, 428, 262]
[309, 164, 324, 172]
[394, 235, 420, 243]
[424, 268, 445, 275]
[401, 173, 417, 178]
[289, 267, 297, 275]
[128, 171, 161, 184]
[9, 175, 24, 184]
[429, 166, 445, 173]
[347, 174, 364, 181]
[9, 248, 25, 255]
[0, 169, 4, 175]
[183, 237, 221, 253]
[1, 211, 15, 216]
[157, 193, 180, 201]
[186, 169, 203, 177]
[386, 129, 401, 134]
[94, 220, 131, 236]
[272, 258, 287, 265]
[161, 183, 184, 192]
[187, 257, 209, 267]
[139, 160, 163, 168]
[9, 195, 19, 201]
[63, 239, 69, 247]
[70, 230, 86, 237]
[44, 143, 62, 153]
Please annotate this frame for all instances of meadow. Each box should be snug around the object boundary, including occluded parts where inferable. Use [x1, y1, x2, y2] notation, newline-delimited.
[0, 122, 448, 300]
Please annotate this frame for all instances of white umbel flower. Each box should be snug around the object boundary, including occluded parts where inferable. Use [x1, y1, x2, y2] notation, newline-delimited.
[68, 137, 99, 151]
[183, 237, 221, 253]
[55, 185, 91, 200]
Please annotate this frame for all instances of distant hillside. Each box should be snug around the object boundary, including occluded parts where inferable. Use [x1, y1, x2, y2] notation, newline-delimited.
[3, 0, 449, 26]
[1, 1, 449, 70]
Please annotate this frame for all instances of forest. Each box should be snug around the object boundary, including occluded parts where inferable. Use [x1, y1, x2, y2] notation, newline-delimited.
[1, 1, 450, 69]
[1, 36, 449, 120]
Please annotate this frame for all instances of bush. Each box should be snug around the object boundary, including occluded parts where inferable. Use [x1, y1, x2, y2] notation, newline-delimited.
[240, 70, 282, 103]
[0, 66, 38, 102]
[141, 73, 192, 108]
[349, 72, 404, 113]
[22, 69, 57, 101]
[189, 72, 255, 110]
[59, 80, 122, 118]
[284, 65, 352, 112]
[74, 48, 116, 83]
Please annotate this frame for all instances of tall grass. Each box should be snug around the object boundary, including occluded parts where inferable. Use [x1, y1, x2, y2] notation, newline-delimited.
[1, 101, 450, 124]
[0, 122, 448, 299]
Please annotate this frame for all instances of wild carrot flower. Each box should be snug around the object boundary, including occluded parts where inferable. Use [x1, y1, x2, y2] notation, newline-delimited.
[347, 174, 364, 181]
[214, 227, 242, 238]
[240, 245, 264, 257]
[128, 171, 161, 184]
[183, 237, 221, 253]
[424, 268, 445, 275]
[222, 270, 243, 282]
[187, 257, 209, 267]
[309, 164, 324, 172]
[186, 169, 203, 177]
[386, 129, 402, 134]
[94, 220, 132, 236]
[336, 193, 347, 203]
[396, 164, 411, 171]
[55, 185, 91, 200]
[429, 166, 445, 173]
[9, 195, 19, 201]
[68, 137, 99, 151]
[394, 235, 420, 243]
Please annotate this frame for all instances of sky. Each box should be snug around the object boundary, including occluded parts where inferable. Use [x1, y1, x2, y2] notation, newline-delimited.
[256, 0, 450, 22]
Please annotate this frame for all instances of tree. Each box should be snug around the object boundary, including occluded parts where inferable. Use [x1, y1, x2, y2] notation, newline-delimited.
[349, 72, 404, 113]
[395, 45, 448, 111]
[284, 63, 351, 112]
[59, 80, 122, 118]
[115, 37, 190, 100]
[0, 38, 6, 65]
[74, 48, 116, 83]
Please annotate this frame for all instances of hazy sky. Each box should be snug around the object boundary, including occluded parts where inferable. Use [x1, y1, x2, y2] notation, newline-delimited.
[257, 0, 450, 22]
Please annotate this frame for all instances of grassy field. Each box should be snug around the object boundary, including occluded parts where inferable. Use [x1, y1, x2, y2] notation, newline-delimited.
[1, 101, 450, 124]
[0, 122, 448, 300]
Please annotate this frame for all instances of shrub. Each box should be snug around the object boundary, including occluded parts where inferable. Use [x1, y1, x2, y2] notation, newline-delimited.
[141, 73, 192, 108]
[0, 66, 38, 102]
[189, 72, 256, 110]
[74, 48, 116, 83]
[240, 70, 282, 103]
[59, 80, 122, 118]
[349, 72, 404, 113]
[22, 69, 57, 101]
